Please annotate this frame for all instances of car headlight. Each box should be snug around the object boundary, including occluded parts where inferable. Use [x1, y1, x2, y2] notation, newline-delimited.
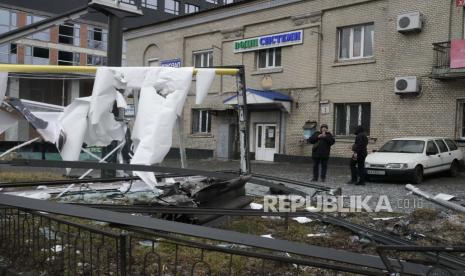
[386, 163, 408, 169]
[365, 162, 370, 168]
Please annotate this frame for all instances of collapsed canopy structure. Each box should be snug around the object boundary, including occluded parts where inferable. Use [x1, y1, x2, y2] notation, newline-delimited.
[0, 64, 249, 190]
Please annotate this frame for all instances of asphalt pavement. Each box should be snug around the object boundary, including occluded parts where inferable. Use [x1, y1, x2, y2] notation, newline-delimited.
[161, 158, 465, 213]
[2, 158, 464, 213]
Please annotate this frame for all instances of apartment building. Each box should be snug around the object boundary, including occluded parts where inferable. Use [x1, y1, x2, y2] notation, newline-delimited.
[0, 0, 240, 142]
[125, 0, 465, 161]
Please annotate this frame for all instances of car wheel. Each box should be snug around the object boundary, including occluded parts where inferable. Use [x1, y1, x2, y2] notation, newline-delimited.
[448, 161, 459, 177]
[411, 166, 423, 184]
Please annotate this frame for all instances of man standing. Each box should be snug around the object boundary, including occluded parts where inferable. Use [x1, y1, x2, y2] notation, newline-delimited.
[348, 125, 368, 185]
[309, 124, 335, 182]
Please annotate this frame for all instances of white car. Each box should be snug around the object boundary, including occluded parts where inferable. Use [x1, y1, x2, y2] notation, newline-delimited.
[365, 137, 463, 184]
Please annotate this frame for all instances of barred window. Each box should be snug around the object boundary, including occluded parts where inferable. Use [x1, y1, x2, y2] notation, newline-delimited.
[334, 103, 371, 135]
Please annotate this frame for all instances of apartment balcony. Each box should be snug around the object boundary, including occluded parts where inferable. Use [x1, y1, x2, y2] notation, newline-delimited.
[431, 41, 465, 80]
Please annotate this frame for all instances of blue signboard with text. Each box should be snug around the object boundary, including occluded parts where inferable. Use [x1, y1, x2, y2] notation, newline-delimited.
[160, 58, 182, 68]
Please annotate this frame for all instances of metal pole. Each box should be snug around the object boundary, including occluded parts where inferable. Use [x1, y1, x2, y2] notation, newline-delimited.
[119, 233, 128, 276]
[237, 66, 250, 174]
[176, 116, 187, 168]
[102, 13, 124, 177]
[0, 137, 40, 158]
[107, 15, 123, 67]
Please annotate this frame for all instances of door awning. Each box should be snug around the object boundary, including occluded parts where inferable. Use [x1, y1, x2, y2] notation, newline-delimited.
[223, 89, 293, 113]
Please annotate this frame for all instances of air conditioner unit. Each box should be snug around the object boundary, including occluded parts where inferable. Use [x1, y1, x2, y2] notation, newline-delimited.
[397, 12, 423, 33]
[395, 76, 420, 94]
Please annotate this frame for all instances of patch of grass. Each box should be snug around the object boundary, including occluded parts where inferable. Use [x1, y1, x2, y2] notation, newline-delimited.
[0, 171, 66, 183]
[411, 208, 438, 221]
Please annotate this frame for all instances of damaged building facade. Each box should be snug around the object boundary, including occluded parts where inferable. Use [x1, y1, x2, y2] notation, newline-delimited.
[125, 0, 465, 162]
[0, 0, 232, 143]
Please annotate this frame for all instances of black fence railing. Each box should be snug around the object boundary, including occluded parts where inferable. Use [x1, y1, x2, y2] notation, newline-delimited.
[432, 41, 451, 70]
[0, 208, 127, 275]
[0, 207, 390, 276]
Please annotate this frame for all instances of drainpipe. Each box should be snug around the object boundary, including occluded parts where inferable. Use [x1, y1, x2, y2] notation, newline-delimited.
[315, 25, 323, 125]
[212, 44, 224, 92]
[449, 0, 454, 41]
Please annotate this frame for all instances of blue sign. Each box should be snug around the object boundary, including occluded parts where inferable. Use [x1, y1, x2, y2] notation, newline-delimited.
[160, 58, 182, 68]
[234, 30, 303, 53]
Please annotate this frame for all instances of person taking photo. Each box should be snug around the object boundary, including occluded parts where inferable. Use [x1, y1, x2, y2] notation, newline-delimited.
[309, 124, 335, 182]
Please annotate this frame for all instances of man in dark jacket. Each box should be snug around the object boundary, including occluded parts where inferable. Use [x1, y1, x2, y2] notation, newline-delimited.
[348, 125, 369, 185]
[309, 124, 335, 182]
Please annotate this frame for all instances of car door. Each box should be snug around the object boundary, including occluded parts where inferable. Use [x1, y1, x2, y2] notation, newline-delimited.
[434, 139, 453, 171]
[445, 139, 463, 161]
[424, 140, 442, 174]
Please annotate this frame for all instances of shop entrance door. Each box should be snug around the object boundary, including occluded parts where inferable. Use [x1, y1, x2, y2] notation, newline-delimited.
[255, 124, 277, 161]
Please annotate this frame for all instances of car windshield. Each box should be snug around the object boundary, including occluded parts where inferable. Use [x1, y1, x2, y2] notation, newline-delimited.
[378, 140, 425, 153]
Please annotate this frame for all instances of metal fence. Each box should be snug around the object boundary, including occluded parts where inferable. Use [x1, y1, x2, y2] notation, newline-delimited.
[432, 41, 451, 70]
[0, 206, 389, 276]
[0, 208, 126, 275]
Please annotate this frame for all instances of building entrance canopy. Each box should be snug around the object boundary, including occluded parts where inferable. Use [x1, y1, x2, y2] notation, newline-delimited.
[223, 88, 292, 113]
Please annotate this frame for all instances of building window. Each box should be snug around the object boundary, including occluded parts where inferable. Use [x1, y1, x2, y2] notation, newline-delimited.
[224, 0, 234, 4]
[87, 54, 107, 66]
[338, 23, 374, 60]
[192, 109, 211, 134]
[0, 43, 17, 63]
[26, 15, 50, 41]
[25, 46, 49, 65]
[0, 8, 17, 34]
[185, 3, 199, 14]
[142, 0, 157, 9]
[334, 103, 371, 136]
[88, 27, 108, 50]
[256, 48, 281, 69]
[165, 0, 180, 15]
[459, 101, 465, 139]
[206, 0, 218, 3]
[193, 50, 213, 68]
[59, 23, 80, 46]
[58, 51, 80, 65]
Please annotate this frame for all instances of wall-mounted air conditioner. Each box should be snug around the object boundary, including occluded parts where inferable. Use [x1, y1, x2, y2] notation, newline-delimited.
[395, 76, 420, 95]
[397, 11, 423, 33]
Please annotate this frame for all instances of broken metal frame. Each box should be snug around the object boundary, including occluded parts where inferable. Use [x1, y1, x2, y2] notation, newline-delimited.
[67, 203, 465, 272]
[0, 137, 41, 159]
[0, 193, 432, 275]
[0, 64, 250, 175]
[376, 245, 465, 275]
[2, 159, 465, 271]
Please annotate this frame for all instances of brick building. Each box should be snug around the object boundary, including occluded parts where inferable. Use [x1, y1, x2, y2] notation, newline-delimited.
[124, 0, 465, 161]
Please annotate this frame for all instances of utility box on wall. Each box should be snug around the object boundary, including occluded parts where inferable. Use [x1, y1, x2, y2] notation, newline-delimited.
[303, 120, 318, 140]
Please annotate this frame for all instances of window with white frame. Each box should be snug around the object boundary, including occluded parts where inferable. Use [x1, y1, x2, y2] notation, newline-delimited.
[88, 27, 108, 50]
[206, 0, 218, 3]
[25, 46, 49, 65]
[59, 23, 80, 46]
[0, 8, 17, 34]
[256, 47, 281, 69]
[185, 3, 199, 14]
[0, 43, 16, 64]
[193, 50, 213, 68]
[338, 23, 374, 60]
[58, 51, 80, 65]
[87, 54, 107, 66]
[165, 0, 180, 15]
[192, 109, 211, 134]
[26, 15, 50, 41]
[335, 103, 371, 136]
[142, 0, 157, 9]
[458, 101, 465, 139]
